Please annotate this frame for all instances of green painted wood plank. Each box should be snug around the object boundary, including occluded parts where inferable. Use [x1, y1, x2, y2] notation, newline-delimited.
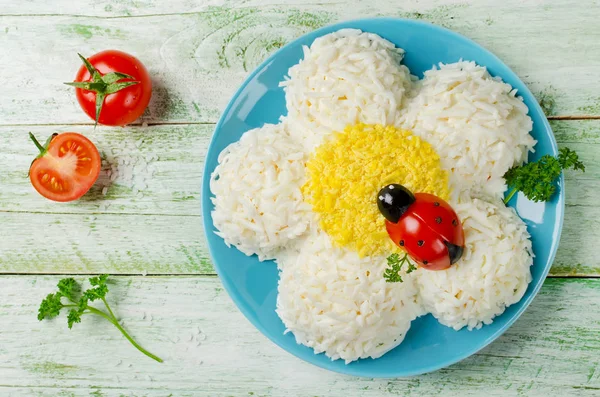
[0, 275, 599, 396]
[1, 1, 600, 124]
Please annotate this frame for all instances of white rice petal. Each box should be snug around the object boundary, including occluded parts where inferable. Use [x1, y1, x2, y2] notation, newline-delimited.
[276, 228, 424, 363]
[417, 195, 533, 331]
[281, 29, 413, 151]
[397, 61, 536, 199]
[210, 121, 311, 261]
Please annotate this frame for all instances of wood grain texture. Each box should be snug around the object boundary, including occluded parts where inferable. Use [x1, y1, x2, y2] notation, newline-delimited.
[1, 0, 600, 125]
[1, 275, 599, 396]
[0, 121, 598, 275]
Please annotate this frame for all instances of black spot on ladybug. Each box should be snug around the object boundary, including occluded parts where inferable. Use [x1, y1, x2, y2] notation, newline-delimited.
[423, 260, 428, 265]
[399, 240, 405, 246]
[435, 216, 442, 224]
[452, 219, 458, 226]
[434, 202, 440, 206]
[417, 240, 424, 247]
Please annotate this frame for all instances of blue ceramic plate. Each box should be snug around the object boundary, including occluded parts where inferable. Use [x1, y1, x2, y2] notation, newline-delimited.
[202, 18, 564, 377]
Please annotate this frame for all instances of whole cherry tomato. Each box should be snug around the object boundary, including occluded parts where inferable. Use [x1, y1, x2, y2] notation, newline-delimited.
[377, 184, 464, 270]
[67, 50, 152, 126]
[29, 132, 101, 202]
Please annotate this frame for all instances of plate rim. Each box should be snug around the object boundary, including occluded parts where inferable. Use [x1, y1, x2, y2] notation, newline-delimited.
[201, 17, 565, 378]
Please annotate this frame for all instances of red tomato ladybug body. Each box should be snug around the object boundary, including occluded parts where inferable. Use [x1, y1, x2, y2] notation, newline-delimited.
[377, 185, 464, 271]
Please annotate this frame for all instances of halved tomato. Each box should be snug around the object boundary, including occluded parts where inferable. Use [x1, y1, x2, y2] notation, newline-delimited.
[29, 132, 101, 202]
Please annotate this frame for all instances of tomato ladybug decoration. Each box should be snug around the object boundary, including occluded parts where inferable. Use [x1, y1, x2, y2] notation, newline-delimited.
[377, 184, 464, 271]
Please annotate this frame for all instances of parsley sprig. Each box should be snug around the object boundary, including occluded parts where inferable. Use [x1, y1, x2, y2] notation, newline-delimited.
[504, 147, 585, 204]
[384, 253, 417, 283]
[38, 275, 163, 363]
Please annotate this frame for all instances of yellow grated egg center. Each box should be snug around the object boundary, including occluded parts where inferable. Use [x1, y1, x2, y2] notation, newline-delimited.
[302, 124, 450, 257]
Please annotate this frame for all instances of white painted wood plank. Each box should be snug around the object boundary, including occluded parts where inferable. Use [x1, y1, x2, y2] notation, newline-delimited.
[0, 200, 596, 275]
[0, 276, 598, 396]
[0, 121, 596, 216]
[0, 212, 210, 274]
[1, 0, 599, 125]
[0, 0, 240, 16]
[0, 124, 211, 216]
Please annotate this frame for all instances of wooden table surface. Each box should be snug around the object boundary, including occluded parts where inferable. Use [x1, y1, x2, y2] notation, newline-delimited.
[1, 1, 599, 395]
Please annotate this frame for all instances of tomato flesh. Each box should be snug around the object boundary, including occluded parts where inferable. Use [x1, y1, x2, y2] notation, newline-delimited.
[385, 193, 465, 271]
[386, 218, 452, 270]
[30, 133, 101, 202]
[75, 50, 152, 126]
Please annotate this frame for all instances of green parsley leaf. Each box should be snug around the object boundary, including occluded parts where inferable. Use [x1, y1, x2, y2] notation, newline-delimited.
[558, 147, 585, 172]
[37, 293, 64, 321]
[83, 274, 109, 302]
[89, 274, 109, 287]
[37, 275, 163, 362]
[67, 309, 82, 329]
[384, 253, 416, 283]
[57, 278, 79, 301]
[504, 147, 585, 204]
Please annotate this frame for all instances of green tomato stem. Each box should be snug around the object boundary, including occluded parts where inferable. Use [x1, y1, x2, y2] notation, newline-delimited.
[29, 132, 46, 155]
[87, 306, 163, 363]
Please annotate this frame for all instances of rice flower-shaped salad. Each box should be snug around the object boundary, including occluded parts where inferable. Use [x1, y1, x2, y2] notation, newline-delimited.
[210, 29, 538, 363]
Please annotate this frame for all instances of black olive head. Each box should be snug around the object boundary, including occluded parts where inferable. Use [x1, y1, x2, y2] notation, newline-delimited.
[377, 184, 416, 223]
